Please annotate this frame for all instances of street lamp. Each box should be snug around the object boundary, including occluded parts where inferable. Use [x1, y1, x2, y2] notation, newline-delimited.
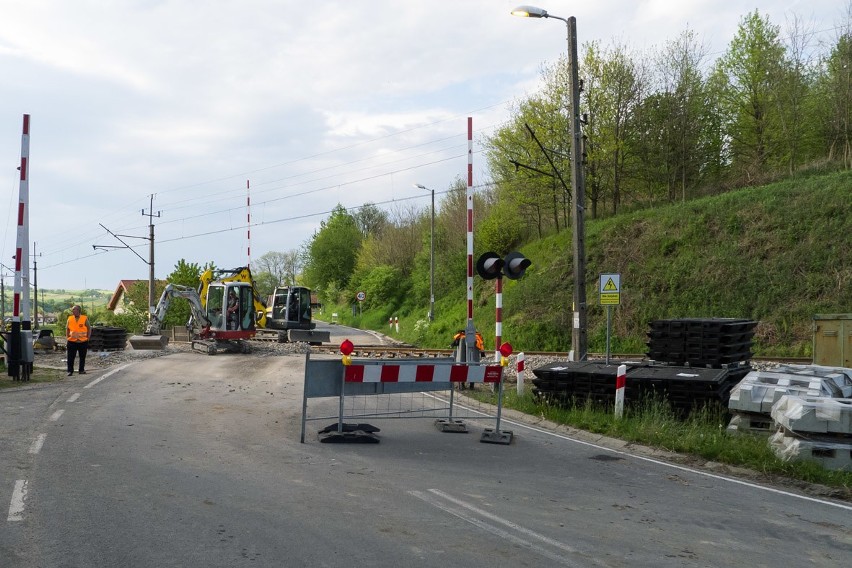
[512, 5, 588, 361]
[415, 183, 435, 322]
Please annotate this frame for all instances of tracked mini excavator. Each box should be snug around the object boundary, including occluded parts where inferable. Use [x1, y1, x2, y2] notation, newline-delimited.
[204, 267, 329, 344]
[264, 285, 330, 345]
[127, 279, 258, 355]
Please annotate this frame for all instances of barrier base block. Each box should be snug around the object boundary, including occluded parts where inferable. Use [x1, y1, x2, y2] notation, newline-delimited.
[435, 419, 468, 433]
[480, 429, 513, 445]
[317, 423, 381, 444]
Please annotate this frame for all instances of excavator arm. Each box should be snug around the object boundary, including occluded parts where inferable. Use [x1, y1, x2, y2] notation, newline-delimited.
[144, 284, 211, 336]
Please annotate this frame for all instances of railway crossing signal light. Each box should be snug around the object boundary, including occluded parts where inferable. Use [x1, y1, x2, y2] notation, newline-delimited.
[503, 251, 531, 280]
[475, 251, 531, 280]
[475, 252, 504, 280]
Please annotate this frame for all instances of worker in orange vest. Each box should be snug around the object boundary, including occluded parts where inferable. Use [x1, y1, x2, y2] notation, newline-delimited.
[451, 330, 484, 353]
[65, 305, 92, 376]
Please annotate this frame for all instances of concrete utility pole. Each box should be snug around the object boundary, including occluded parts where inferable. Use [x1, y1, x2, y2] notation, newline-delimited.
[566, 16, 588, 361]
[415, 184, 436, 322]
[512, 7, 588, 361]
[93, 194, 159, 322]
[143, 195, 160, 319]
[32, 242, 42, 329]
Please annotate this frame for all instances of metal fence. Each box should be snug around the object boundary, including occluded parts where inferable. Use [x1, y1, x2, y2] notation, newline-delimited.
[300, 352, 513, 444]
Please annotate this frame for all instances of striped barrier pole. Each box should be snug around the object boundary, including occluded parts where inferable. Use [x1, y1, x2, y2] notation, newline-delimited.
[615, 364, 626, 419]
[494, 276, 502, 361]
[516, 352, 525, 396]
[246, 180, 251, 265]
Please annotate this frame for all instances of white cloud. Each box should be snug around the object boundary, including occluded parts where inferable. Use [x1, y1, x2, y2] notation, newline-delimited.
[0, 0, 844, 290]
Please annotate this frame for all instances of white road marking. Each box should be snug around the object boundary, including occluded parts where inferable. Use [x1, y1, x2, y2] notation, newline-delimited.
[49, 410, 64, 422]
[430, 394, 852, 512]
[84, 364, 130, 389]
[7, 480, 28, 522]
[427, 488, 594, 558]
[67, 393, 81, 403]
[28, 433, 47, 454]
[409, 489, 599, 567]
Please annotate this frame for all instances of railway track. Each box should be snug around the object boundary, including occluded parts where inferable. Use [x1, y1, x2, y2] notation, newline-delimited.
[250, 339, 813, 365]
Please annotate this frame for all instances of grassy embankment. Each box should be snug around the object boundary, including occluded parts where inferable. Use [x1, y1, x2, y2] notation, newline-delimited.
[328, 169, 852, 493]
[334, 168, 851, 357]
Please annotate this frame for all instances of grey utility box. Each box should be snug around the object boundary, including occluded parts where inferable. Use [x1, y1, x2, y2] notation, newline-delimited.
[813, 314, 852, 367]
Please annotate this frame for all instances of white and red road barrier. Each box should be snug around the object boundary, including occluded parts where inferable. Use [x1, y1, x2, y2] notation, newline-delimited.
[615, 364, 627, 419]
[344, 362, 502, 384]
[300, 348, 509, 444]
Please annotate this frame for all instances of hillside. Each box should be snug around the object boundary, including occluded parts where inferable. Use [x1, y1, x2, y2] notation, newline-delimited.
[381, 169, 851, 357]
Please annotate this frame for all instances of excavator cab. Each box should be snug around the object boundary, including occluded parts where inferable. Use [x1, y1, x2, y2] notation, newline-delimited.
[268, 286, 312, 328]
[206, 282, 256, 333]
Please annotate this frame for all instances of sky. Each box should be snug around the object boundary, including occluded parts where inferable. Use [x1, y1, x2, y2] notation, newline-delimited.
[1, 0, 846, 292]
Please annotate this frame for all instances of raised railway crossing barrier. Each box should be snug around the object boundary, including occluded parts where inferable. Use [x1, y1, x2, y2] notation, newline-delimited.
[300, 351, 512, 444]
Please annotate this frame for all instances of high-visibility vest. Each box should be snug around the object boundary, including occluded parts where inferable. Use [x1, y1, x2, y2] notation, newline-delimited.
[67, 315, 89, 342]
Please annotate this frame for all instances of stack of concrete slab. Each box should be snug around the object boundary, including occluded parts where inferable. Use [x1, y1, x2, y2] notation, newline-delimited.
[727, 364, 852, 470]
[769, 395, 852, 471]
[772, 395, 852, 434]
[726, 364, 852, 435]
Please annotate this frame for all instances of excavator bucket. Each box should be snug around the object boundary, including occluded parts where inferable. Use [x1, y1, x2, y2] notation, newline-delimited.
[128, 334, 170, 350]
[287, 329, 331, 344]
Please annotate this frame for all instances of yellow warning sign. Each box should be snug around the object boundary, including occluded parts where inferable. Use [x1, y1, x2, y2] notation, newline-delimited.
[599, 273, 621, 306]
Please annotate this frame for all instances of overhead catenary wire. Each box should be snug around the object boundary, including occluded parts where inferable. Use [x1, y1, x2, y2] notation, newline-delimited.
[30, 114, 509, 269]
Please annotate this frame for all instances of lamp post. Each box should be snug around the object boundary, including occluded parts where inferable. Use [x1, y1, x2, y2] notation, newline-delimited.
[512, 5, 588, 361]
[415, 184, 436, 321]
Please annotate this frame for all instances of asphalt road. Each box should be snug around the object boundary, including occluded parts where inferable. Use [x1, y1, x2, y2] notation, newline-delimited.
[1, 331, 850, 567]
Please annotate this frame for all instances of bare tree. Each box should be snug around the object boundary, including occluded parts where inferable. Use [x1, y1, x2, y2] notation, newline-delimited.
[252, 250, 301, 285]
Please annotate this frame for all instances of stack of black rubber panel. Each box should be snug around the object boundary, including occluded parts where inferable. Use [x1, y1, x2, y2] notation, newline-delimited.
[646, 318, 757, 367]
[531, 361, 751, 415]
[89, 326, 128, 351]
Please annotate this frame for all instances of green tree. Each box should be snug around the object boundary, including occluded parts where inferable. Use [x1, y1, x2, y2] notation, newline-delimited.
[582, 40, 645, 215]
[713, 10, 786, 180]
[815, 23, 852, 168]
[252, 271, 277, 298]
[353, 203, 389, 239]
[643, 28, 713, 203]
[161, 259, 203, 328]
[485, 89, 570, 238]
[252, 251, 290, 285]
[302, 205, 362, 299]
